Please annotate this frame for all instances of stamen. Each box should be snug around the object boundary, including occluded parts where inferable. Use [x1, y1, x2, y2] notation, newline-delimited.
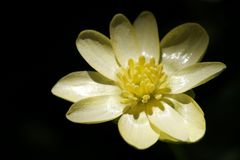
[155, 94, 162, 100]
[117, 56, 169, 107]
[149, 58, 155, 65]
[138, 56, 145, 65]
[128, 59, 134, 68]
[142, 95, 150, 103]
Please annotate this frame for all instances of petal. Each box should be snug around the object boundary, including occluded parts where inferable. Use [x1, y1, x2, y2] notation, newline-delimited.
[161, 23, 209, 74]
[51, 71, 120, 102]
[148, 120, 178, 142]
[76, 30, 119, 80]
[110, 14, 140, 67]
[157, 129, 179, 142]
[133, 11, 160, 62]
[118, 107, 159, 149]
[66, 95, 125, 124]
[147, 94, 205, 142]
[169, 62, 226, 94]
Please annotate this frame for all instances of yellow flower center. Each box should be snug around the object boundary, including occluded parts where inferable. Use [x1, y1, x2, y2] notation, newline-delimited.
[117, 56, 169, 107]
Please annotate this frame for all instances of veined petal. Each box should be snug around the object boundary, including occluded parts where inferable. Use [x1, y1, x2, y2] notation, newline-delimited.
[147, 94, 205, 142]
[66, 95, 125, 124]
[118, 109, 159, 149]
[51, 71, 120, 102]
[110, 14, 140, 67]
[169, 62, 226, 94]
[76, 30, 119, 80]
[161, 23, 209, 74]
[134, 11, 160, 62]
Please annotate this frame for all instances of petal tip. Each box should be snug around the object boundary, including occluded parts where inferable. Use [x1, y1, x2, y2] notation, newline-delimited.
[212, 62, 227, 72]
[51, 83, 67, 101]
[139, 10, 154, 17]
[51, 84, 58, 96]
[65, 108, 76, 123]
[110, 13, 129, 26]
[188, 22, 209, 38]
[76, 29, 103, 43]
[219, 62, 227, 69]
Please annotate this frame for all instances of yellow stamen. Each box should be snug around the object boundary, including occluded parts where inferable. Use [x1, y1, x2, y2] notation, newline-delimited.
[142, 95, 150, 103]
[116, 56, 169, 107]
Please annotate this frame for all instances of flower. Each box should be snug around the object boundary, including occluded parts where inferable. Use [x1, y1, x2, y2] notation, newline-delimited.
[52, 11, 226, 149]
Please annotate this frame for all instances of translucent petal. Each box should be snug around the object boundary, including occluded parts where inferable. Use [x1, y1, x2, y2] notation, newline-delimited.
[147, 94, 205, 142]
[134, 11, 160, 62]
[110, 14, 140, 67]
[161, 23, 209, 74]
[76, 30, 119, 80]
[51, 71, 120, 102]
[169, 62, 226, 94]
[66, 95, 125, 124]
[118, 108, 159, 149]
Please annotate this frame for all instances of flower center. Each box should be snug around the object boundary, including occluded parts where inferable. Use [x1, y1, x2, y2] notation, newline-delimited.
[117, 56, 169, 107]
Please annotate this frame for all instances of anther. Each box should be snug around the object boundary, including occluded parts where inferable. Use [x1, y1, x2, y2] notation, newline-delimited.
[149, 58, 155, 65]
[155, 94, 162, 100]
[128, 59, 134, 67]
[138, 56, 145, 65]
[142, 95, 150, 103]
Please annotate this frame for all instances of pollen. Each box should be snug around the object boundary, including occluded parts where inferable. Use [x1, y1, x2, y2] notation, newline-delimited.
[117, 56, 169, 107]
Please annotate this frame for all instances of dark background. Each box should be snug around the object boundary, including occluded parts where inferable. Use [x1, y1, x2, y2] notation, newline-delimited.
[7, 0, 239, 159]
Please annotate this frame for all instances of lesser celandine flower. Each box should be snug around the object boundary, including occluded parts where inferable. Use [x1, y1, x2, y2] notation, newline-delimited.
[52, 11, 226, 149]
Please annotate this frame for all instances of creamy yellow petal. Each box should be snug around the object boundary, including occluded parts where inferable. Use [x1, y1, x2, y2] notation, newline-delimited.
[147, 94, 205, 142]
[167, 94, 205, 141]
[161, 23, 209, 74]
[169, 62, 226, 94]
[149, 123, 179, 142]
[110, 14, 140, 67]
[133, 11, 160, 62]
[158, 129, 179, 142]
[66, 95, 125, 124]
[147, 101, 189, 141]
[118, 110, 159, 149]
[76, 30, 119, 80]
[51, 71, 120, 102]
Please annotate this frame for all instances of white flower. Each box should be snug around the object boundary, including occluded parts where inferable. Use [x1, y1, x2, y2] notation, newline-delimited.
[52, 11, 226, 149]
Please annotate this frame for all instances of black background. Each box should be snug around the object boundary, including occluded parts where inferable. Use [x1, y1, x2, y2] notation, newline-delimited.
[6, 0, 240, 159]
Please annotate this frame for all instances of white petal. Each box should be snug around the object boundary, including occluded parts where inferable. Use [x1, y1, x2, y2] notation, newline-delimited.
[110, 14, 140, 67]
[147, 94, 205, 142]
[169, 62, 226, 94]
[76, 30, 119, 80]
[134, 11, 160, 62]
[51, 71, 120, 102]
[66, 95, 125, 124]
[118, 108, 159, 149]
[161, 23, 209, 74]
